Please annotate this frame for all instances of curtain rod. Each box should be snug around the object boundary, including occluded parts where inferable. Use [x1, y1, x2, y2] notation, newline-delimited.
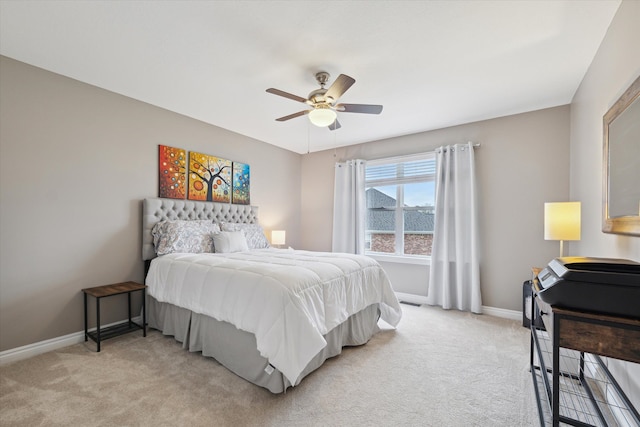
[449, 142, 481, 148]
[435, 142, 481, 153]
[367, 142, 480, 165]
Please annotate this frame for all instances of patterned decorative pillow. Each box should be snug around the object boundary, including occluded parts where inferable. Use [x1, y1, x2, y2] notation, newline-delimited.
[220, 223, 270, 249]
[212, 231, 249, 253]
[152, 220, 221, 255]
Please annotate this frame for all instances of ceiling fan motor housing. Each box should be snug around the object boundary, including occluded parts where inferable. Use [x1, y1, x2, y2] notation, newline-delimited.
[308, 88, 329, 105]
[309, 72, 332, 104]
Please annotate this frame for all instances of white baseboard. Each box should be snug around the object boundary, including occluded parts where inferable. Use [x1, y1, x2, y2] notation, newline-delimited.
[1, 303, 523, 366]
[0, 317, 142, 366]
[395, 292, 522, 321]
[481, 305, 522, 321]
[395, 292, 429, 305]
[0, 330, 86, 366]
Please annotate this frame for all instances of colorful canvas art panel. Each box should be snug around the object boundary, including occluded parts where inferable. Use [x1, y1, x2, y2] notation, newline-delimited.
[188, 151, 232, 202]
[158, 145, 186, 199]
[232, 162, 250, 205]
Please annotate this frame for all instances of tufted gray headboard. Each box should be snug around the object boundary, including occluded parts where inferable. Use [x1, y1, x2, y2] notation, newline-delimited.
[142, 198, 259, 261]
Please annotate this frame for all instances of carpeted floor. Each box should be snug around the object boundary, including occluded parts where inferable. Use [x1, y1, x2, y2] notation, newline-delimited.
[0, 304, 538, 426]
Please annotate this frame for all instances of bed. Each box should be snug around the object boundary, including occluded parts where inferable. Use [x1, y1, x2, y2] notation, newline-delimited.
[142, 197, 402, 393]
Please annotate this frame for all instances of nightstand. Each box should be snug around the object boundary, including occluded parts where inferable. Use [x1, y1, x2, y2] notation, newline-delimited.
[82, 281, 147, 351]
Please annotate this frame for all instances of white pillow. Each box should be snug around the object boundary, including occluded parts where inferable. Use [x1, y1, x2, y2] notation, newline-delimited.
[152, 220, 220, 255]
[220, 223, 270, 249]
[212, 231, 249, 253]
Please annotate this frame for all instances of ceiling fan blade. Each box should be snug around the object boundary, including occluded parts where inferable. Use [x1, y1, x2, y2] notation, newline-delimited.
[328, 119, 342, 131]
[336, 103, 383, 114]
[275, 110, 309, 122]
[266, 88, 308, 104]
[325, 74, 355, 102]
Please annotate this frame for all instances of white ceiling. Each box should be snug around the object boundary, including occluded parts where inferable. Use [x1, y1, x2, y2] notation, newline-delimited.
[0, 1, 620, 154]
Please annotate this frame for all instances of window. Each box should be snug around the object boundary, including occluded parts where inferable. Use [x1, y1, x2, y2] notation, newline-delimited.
[365, 153, 436, 257]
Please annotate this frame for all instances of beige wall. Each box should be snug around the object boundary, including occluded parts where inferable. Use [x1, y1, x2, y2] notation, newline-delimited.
[302, 106, 571, 311]
[0, 56, 302, 351]
[570, 0, 640, 261]
[569, 0, 640, 409]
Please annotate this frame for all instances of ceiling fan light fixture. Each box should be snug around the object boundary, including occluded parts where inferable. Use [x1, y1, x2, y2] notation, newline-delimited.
[308, 105, 337, 127]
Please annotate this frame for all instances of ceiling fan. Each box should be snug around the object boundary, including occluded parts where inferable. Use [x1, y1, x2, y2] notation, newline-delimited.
[266, 72, 383, 130]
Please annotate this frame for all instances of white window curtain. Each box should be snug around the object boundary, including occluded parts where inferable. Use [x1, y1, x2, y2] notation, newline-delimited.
[426, 142, 482, 313]
[332, 159, 366, 254]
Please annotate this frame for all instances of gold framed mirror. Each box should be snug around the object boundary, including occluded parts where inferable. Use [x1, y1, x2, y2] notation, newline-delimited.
[602, 75, 640, 236]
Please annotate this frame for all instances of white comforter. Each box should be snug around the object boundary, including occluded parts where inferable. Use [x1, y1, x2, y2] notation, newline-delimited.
[146, 248, 402, 384]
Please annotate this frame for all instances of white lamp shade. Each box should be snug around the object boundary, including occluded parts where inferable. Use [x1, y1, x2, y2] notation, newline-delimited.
[544, 202, 581, 241]
[271, 230, 286, 246]
[308, 107, 336, 127]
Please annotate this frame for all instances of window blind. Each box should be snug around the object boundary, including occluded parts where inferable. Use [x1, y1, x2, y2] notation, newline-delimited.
[365, 153, 436, 187]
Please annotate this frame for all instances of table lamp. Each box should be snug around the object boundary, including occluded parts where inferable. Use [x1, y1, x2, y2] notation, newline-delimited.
[271, 230, 286, 248]
[544, 202, 581, 257]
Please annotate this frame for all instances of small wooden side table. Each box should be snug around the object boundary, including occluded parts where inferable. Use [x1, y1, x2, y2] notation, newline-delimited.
[82, 281, 147, 352]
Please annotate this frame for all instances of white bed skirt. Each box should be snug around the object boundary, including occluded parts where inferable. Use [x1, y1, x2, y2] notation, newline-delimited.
[146, 295, 381, 393]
